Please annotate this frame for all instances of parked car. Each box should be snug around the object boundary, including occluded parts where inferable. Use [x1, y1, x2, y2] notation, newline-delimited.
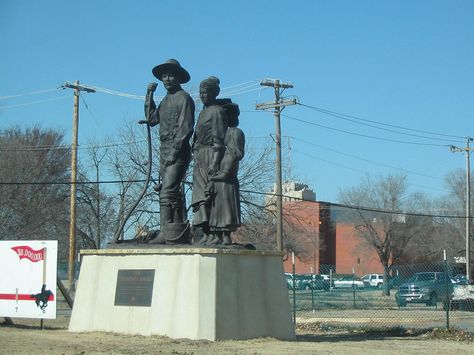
[285, 273, 331, 291]
[285, 273, 310, 290]
[395, 272, 454, 308]
[453, 274, 469, 285]
[310, 274, 331, 291]
[362, 274, 384, 288]
[333, 276, 364, 289]
[285, 273, 297, 289]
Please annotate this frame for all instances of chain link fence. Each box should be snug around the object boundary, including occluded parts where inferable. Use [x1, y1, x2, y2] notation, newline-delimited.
[287, 262, 474, 333]
[56, 258, 474, 334]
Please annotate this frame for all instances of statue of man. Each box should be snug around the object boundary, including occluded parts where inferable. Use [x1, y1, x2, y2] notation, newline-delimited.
[145, 59, 195, 243]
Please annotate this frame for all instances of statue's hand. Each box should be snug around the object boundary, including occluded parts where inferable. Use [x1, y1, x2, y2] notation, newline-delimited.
[208, 162, 219, 176]
[210, 171, 228, 182]
[147, 82, 158, 93]
[163, 155, 176, 167]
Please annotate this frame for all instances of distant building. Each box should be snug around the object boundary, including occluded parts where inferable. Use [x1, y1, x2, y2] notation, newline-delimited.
[265, 181, 316, 208]
[273, 181, 383, 276]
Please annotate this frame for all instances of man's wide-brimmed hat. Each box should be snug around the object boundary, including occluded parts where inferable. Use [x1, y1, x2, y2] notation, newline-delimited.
[152, 59, 190, 83]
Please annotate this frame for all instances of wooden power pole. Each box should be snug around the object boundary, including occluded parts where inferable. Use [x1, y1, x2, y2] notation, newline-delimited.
[62, 81, 95, 290]
[450, 137, 473, 282]
[256, 79, 296, 252]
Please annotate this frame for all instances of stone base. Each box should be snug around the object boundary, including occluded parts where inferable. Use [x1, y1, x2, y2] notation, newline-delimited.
[68, 248, 295, 341]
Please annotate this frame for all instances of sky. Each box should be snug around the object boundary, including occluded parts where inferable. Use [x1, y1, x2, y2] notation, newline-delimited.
[1, 0, 473, 203]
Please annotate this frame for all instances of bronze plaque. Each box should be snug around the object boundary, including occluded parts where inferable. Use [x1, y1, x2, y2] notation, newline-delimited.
[114, 269, 155, 307]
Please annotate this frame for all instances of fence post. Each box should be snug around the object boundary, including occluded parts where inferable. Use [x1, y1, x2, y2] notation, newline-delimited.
[444, 250, 450, 330]
[311, 267, 315, 313]
[352, 267, 356, 308]
[292, 252, 296, 326]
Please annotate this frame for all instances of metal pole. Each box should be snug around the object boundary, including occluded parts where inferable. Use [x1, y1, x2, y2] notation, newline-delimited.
[444, 250, 450, 330]
[292, 251, 296, 326]
[466, 138, 471, 282]
[352, 267, 356, 308]
[311, 266, 315, 313]
[96, 163, 101, 249]
[68, 81, 79, 292]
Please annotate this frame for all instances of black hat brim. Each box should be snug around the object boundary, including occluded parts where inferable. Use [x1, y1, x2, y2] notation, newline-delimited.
[152, 63, 190, 83]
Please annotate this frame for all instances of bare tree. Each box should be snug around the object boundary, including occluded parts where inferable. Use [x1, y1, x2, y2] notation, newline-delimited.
[104, 121, 160, 240]
[432, 169, 473, 260]
[76, 142, 117, 249]
[228, 138, 276, 249]
[0, 126, 70, 259]
[338, 173, 430, 295]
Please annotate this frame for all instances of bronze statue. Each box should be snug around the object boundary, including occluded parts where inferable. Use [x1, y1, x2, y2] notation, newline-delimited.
[208, 103, 245, 245]
[145, 59, 195, 244]
[191, 77, 245, 246]
[191, 77, 228, 245]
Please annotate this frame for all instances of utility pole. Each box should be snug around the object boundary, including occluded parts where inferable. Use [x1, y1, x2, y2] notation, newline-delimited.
[61, 81, 95, 291]
[256, 79, 296, 252]
[450, 137, 473, 282]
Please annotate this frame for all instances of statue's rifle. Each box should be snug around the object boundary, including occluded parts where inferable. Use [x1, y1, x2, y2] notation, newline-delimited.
[112, 85, 156, 243]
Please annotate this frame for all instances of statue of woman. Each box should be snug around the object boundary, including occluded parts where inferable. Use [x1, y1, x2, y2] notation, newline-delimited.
[208, 103, 245, 245]
[191, 76, 228, 245]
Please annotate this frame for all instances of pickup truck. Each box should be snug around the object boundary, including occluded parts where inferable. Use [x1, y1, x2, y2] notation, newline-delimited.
[395, 272, 454, 309]
[450, 284, 474, 311]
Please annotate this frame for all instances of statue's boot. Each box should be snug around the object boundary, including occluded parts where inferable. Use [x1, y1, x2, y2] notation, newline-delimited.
[206, 234, 222, 245]
[148, 232, 166, 244]
[222, 234, 232, 245]
[197, 234, 210, 245]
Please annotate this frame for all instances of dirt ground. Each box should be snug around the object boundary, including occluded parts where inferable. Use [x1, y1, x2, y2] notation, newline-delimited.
[1, 315, 473, 355]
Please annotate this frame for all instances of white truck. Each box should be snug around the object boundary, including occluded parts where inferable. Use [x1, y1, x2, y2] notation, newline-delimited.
[450, 284, 474, 311]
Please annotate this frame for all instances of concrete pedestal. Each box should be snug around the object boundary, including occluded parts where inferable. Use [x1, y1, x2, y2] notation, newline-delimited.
[68, 248, 295, 341]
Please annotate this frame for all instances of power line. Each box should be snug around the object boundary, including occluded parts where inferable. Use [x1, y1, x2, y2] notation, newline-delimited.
[298, 103, 466, 141]
[0, 139, 147, 152]
[241, 189, 470, 220]
[0, 88, 59, 100]
[292, 136, 444, 181]
[222, 86, 265, 97]
[291, 147, 447, 195]
[220, 80, 260, 90]
[90, 85, 145, 100]
[1, 96, 70, 109]
[282, 113, 448, 147]
[67, 80, 263, 101]
[0, 177, 466, 219]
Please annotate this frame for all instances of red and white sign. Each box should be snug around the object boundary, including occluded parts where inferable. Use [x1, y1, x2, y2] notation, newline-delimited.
[0, 240, 57, 319]
[11, 245, 45, 262]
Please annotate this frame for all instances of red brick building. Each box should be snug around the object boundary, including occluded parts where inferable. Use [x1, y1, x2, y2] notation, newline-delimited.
[281, 200, 383, 277]
[265, 182, 383, 277]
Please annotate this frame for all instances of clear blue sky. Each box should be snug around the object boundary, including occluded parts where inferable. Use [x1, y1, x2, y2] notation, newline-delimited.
[1, 0, 473, 203]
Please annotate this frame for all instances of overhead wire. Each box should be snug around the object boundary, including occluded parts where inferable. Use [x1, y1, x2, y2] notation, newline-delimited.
[221, 82, 261, 95]
[86, 79, 263, 101]
[1, 96, 70, 109]
[0, 176, 466, 219]
[0, 139, 147, 152]
[292, 136, 444, 181]
[0, 88, 59, 100]
[79, 94, 101, 126]
[281, 113, 449, 147]
[292, 147, 446, 194]
[298, 103, 465, 141]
